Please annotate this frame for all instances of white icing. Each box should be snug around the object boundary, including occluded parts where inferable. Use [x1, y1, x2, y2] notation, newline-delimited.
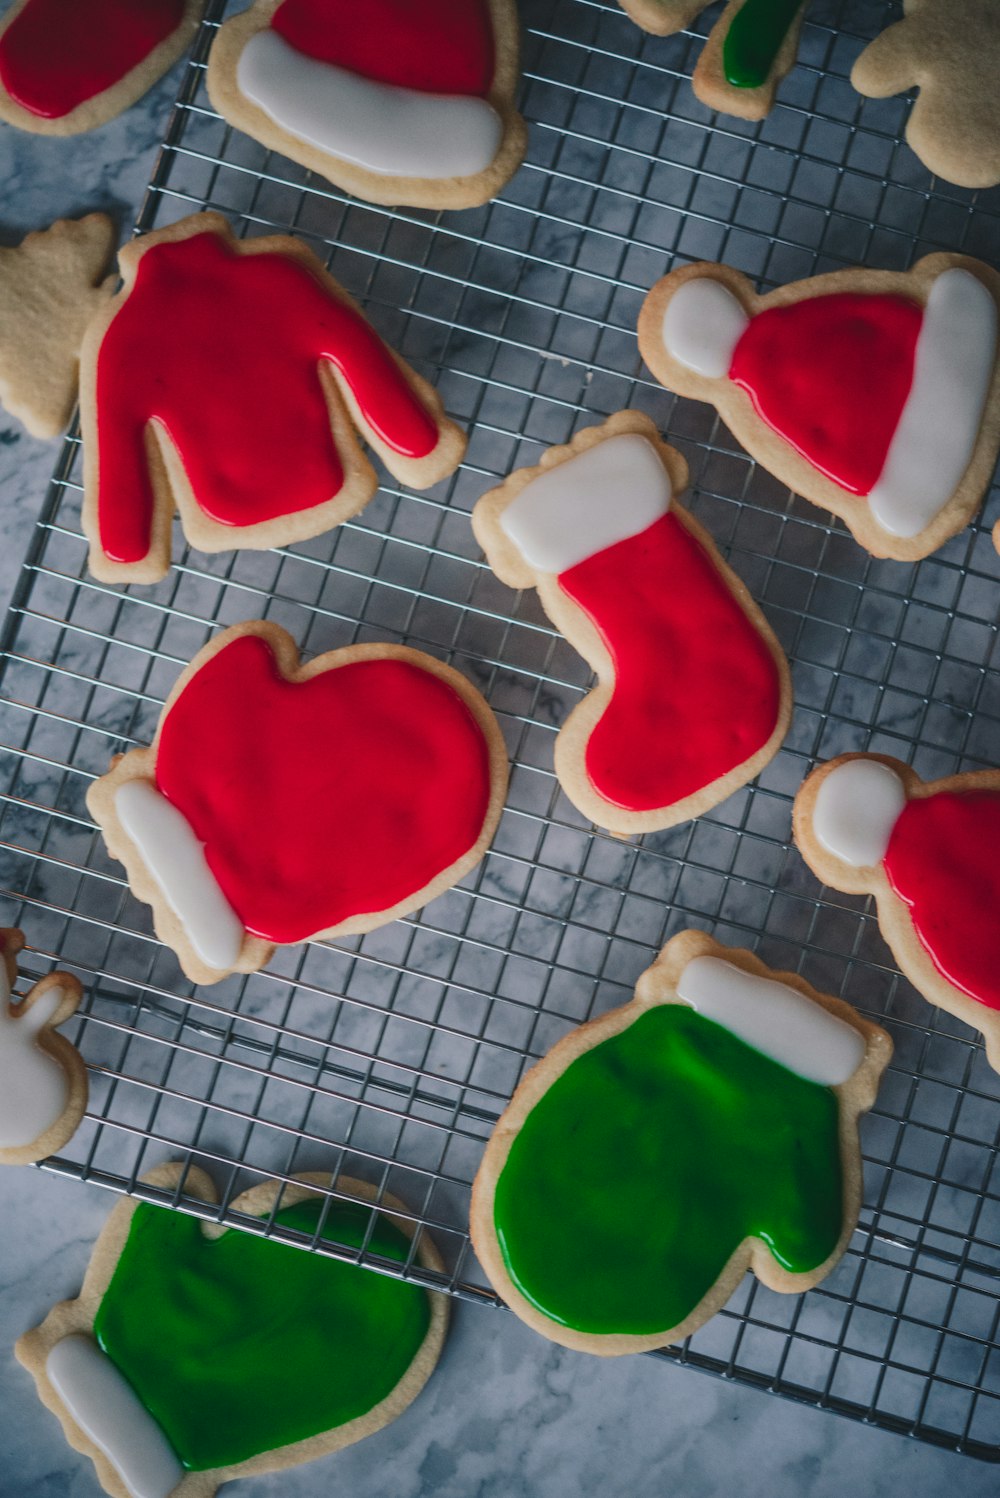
[114, 779, 244, 973]
[0, 964, 70, 1151]
[46, 1336, 183, 1498]
[868, 269, 997, 538]
[811, 757, 907, 869]
[237, 31, 504, 182]
[499, 433, 672, 574]
[660, 277, 750, 379]
[677, 955, 866, 1087]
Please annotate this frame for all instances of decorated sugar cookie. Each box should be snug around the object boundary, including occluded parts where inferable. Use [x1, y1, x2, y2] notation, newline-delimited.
[0, 0, 205, 135]
[80, 213, 466, 584]
[618, 0, 810, 120]
[0, 927, 86, 1166]
[638, 255, 1000, 561]
[87, 620, 508, 985]
[206, 0, 526, 210]
[471, 929, 890, 1354]
[472, 412, 791, 835]
[17, 1163, 447, 1498]
[795, 753, 1000, 1072]
[852, 0, 1000, 190]
[0, 213, 114, 439]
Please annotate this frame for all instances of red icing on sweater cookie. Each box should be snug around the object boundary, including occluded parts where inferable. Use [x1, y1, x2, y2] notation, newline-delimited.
[270, 0, 495, 95]
[0, 0, 185, 119]
[154, 634, 494, 946]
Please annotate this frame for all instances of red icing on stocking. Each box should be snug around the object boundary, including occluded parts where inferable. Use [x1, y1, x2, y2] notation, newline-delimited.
[558, 513, 782, 812]
[154, 635, 493, 944]
[94, 229, 439, 565]
[0, 0, 186, 118]
[270, 0, 495, 95]
[884, 789, 1000, 1012]
[728, 293, 923, 495]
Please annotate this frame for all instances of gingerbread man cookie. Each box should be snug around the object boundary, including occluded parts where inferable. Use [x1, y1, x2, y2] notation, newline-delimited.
[472, 412, 791, 835]
[471, 929, 890, 1355]
[638, 255, 1000, 561]
[80, 212, 466, 583]
[207, 0, 526, 210]
[618, 0, 810, 120]
[0, 927, 86, 1166]
[795, 753, 1000, 1073]
[852, 0, 1000, 190]
[0, 0, 205, 135]
[17, 1163, 448, 1498]
[87, 621, 508, 986]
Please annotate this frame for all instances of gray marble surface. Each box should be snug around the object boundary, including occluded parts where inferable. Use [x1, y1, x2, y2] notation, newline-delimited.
[0, 30, 996, 1498]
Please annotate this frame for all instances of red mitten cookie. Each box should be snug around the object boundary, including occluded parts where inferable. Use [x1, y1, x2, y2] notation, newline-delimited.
[87, 621, 508, 985]
[794, 753, 1000, 1070]
[80, 213, 466, 584]
[0, 928, 86, 1167]
[206, 0, 526, 210]
[639, 256, 1000, 561]
[0, 0, 205, 135]
[472, 413, 791, 835]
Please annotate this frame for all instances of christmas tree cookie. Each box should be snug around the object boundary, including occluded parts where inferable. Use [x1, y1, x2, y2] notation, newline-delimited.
[472, 412, 791, 835]
[0, 0, 205, 135]
[639, 255, 1000, 561]
[471, 929, 890, 1354]
[17, 1163, 448, 1498]
[795, 753, 1000, 1072]
[87, 620, 508, 986]
[0, 927, 86, 1166]
[852, 0, 1000, 191]
[207, 0, 526, 210]
[618, 0, 810, 120]
[80, 212, 466, 584]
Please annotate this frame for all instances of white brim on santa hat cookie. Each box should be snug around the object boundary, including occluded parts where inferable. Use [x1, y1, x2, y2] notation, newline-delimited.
[808, 756, 907, 870]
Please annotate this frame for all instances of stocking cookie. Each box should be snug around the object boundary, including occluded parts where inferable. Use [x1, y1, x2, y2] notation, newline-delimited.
[87, 620, 508, 985]
[0, 927, 86, 1166]
[80, 212, 466, 584]
[0, 0, 205, 135]
[618, 0, 810, 120]
[795, 753, 1000, 1072]
[471, 929, 890, 1354]
[17, 1163, 448, 1498]
[639, 255, 1000, 561]
[472, 412, 791, 835]
[852, 0, 1000, 190]
[0, 213, 114, 439]
[206, 0, 526, 210]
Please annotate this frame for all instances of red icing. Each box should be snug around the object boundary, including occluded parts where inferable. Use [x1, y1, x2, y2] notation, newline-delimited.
[0, 0, 185, 119]
[728, 293, 923, 496]
[95, 229, 439, 565]
[155, 634, 494, 944]
[558, 513, 782, 813]
[270, 0, 495, 96]
[884, 789, 1000, 1012]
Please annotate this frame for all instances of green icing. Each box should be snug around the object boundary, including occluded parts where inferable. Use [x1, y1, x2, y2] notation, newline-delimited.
[493, 1005, 843, 1336]
[722, 0, 803, 89]
[93, 1197, 430, 1472]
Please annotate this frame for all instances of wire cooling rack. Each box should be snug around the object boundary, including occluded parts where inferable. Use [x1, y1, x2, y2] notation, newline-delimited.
[2, 0, 1000, 1461]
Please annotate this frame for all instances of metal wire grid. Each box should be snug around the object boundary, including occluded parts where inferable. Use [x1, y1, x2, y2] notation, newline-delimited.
[2, 0, 1000, 1458]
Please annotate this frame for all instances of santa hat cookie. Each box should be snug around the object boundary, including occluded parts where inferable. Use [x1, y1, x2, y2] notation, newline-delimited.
[638, 254, 1000, 561]
[617, 0, 810, 121]
[87, 621, 508, 986]
[473, 412, 791, 836]
[0, 0, 205, 135]
[206, 0, 526, 210]
[471, 929, 891, 1355]
[794, 753, 1000, 1072]
[17, 1163, 448, 1498]
[80, 212, 466, 584]
[0, 927, 86, 1167]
